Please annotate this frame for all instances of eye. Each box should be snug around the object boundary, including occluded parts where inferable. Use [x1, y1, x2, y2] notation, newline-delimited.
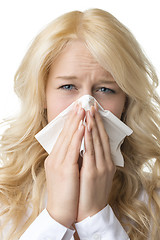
[59, 84, 76, 91]
[98, 87, 115, 94]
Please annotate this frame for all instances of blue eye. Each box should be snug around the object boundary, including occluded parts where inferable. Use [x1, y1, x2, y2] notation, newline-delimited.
[99, 87, 115, 94]
[60, 84, 75, 90]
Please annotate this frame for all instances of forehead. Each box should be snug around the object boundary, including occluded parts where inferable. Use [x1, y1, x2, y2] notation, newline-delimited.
[49, 40, 110, 77]
[60, 40, 96, 62]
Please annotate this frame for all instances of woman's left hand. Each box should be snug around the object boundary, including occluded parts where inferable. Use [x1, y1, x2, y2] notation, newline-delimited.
[76, 104, 116, 222]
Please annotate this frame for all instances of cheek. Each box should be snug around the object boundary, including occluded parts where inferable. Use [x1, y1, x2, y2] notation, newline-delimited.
[109, 104, 124, 119]
[101, 96, 126, 119]
[47, 101, 65, 122]
[46, 94, 74, 122]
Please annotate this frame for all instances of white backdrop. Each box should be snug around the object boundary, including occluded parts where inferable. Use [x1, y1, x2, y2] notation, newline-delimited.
[0, 0, 160, 121]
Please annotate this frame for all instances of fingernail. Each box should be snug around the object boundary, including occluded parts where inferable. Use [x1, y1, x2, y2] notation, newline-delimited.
[88, 123, 91, 132]
[78, 120, 83, 130]
[94, 102, 98, 111]
[89, 106, 94, 117]
[87, 111, 91, 132]
[78, 103, 82, 114]
[74, 103, 79, 112]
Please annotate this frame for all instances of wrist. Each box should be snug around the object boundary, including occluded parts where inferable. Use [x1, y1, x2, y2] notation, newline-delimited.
[77, 206, 107, 222]
[46, 207, 75, 228]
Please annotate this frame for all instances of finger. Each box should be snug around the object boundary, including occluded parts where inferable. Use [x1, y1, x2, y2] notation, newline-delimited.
[83, 111, 96, 169]
[87, 106, 105, 169]
[50, 104, 85, 161]
[94, 103, 115, 170]
[65, 120, 85, 164]
[50, 103, 77, 154]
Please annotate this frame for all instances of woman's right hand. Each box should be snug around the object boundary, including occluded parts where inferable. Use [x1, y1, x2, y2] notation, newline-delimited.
[44, 103, 85, 228]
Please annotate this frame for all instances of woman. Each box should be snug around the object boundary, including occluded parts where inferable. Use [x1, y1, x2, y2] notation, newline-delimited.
[0, 8, 160, 240]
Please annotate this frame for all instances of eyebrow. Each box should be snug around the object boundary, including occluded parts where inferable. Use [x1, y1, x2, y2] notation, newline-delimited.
[56, 76, 78, 80]
[56, 76, 117, 84]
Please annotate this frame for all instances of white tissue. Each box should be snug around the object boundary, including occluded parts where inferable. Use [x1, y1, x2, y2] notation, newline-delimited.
[35, 95, 133, 167]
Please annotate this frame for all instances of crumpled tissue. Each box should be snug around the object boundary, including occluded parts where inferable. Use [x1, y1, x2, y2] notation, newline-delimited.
[35, 95, 133, 167]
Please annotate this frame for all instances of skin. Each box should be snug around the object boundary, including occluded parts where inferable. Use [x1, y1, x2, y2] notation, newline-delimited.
[44, 40, 126, 229]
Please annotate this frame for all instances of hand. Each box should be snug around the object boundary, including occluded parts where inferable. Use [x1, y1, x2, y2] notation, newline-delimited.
[76, 104, 116, 222]
[44, 104, 85, 228]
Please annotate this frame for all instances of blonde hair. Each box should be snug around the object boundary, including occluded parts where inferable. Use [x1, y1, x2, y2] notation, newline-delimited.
[0, 8, 160, 240]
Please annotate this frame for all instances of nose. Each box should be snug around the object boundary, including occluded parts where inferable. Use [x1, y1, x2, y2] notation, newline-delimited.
[79, 88, 93, 97]
[77, 94, 96, 112]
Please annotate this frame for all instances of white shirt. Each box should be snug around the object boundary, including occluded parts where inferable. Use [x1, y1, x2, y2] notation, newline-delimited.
[1, 188, 158, 239]
[19, 205, 130, 240]
[19, 189, 151, 239]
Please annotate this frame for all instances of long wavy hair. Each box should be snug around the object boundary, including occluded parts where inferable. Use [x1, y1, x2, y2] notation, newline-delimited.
[0, 8, 160, 240]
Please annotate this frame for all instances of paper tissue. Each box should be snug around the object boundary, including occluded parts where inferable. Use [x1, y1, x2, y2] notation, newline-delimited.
[35, 95, 133, 167]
